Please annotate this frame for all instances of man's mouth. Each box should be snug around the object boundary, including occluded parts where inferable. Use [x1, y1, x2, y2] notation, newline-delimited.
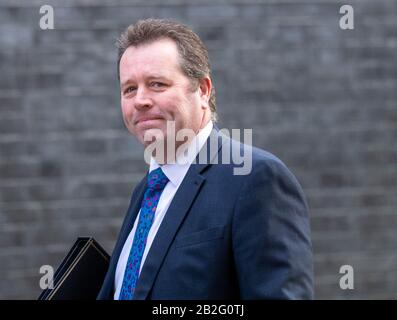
[134, 116, 164, 125]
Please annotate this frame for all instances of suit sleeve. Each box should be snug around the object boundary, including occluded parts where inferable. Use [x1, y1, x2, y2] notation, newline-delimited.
[232, 157, 314, 299]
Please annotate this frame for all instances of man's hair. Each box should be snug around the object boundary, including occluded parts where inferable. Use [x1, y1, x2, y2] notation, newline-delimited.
[117, 18, 217, 121]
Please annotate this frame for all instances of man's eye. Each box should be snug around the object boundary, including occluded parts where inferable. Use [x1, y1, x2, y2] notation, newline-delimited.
[151, 82, 164, 88]
[124, 86, 136, 94]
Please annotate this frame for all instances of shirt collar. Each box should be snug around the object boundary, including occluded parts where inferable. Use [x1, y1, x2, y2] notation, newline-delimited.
[149, 121, 213, 187]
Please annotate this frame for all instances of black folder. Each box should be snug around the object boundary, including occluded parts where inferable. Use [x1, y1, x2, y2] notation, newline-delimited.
[38, 237, 110, 300]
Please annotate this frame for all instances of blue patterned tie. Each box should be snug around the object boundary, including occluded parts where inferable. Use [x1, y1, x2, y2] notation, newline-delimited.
[119, 167, 169, 300]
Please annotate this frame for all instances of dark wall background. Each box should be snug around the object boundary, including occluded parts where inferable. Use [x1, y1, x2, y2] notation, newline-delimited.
[1, 0, 396, 299]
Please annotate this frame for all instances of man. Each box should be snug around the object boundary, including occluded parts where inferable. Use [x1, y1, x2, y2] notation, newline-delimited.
[97, 18, 313, 300]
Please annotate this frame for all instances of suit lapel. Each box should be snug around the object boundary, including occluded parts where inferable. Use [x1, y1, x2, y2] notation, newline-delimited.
[133, 128, 226, 299]
[99, 177, 147, 299]
[115, 179, 147, 260]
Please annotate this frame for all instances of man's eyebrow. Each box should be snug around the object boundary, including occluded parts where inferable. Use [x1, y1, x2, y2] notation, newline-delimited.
[121, 75, 169, 87]
[147, 74, 169, 80]
[120, 79, 135, 88]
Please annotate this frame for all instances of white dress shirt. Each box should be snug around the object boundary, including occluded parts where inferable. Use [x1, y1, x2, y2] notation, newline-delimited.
[114, 121, 213, 299]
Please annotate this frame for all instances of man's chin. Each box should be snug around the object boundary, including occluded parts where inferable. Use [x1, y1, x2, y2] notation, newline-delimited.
[140, 128, 166, 146]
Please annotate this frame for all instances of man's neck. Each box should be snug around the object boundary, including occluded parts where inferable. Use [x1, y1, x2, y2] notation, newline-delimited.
[152, 120, 213, 166]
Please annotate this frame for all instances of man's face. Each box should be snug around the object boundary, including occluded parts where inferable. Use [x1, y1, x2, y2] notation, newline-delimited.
[119, 38, 208, 148]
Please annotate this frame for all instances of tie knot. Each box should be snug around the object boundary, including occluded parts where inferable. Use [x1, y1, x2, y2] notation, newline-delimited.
[147, 167, 169, 191]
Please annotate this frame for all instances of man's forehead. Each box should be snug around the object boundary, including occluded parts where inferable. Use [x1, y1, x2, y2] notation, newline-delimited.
[120, 60, 177, 82]
[119, 40, 183, 83]
[121, 39, 179, 64]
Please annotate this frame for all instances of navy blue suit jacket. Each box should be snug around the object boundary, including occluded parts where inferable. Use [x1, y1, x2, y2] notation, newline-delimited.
[97, 128, 313, 299]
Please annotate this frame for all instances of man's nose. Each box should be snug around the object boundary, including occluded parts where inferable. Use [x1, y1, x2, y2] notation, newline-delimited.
[134, 86, 153, 110]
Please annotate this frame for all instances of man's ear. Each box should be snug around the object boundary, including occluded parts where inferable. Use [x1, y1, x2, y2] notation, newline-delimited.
[199, 77, 211, 109]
